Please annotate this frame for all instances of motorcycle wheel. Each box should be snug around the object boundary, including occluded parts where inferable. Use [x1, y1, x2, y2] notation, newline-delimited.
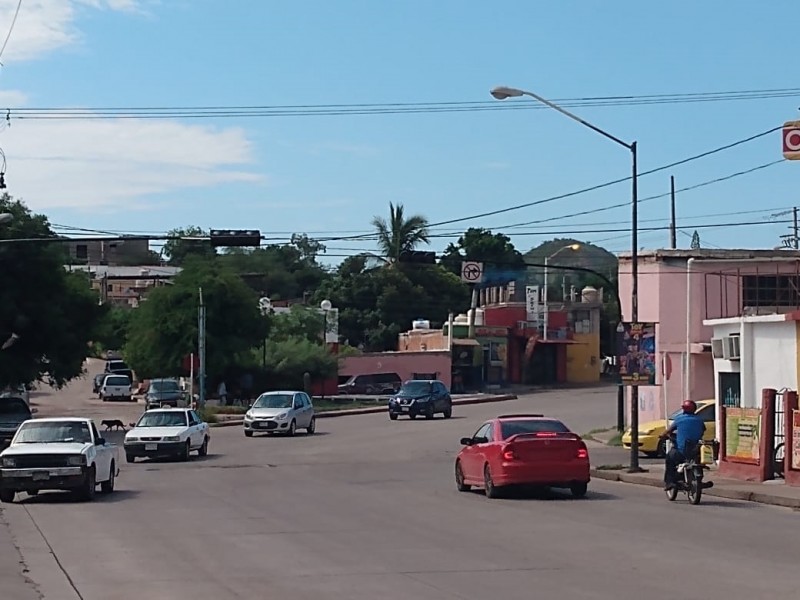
[688, 472, 703, 505]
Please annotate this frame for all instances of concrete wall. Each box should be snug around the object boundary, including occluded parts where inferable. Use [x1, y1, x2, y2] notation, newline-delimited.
[398, 329, 447, 352]
[566, 333, 600, 383]
[340, 351, 451, 387]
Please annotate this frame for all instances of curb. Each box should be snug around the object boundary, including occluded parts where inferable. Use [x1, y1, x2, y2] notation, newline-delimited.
[590, 468, 800, 510]
[209, 394, 518, 428]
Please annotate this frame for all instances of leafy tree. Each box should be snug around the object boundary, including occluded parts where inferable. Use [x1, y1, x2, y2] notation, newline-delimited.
[441, 227, 525, 278]
[92, 306, 133, 354]
[114, 249, 162, 266]
[262, 337, 337, 390]
[371, 202, 430, 262]
[124, 259, 267, 379]
[0, 194, 105, 388]
[268, 305, 327, 344]
[162, 226, 216, 266]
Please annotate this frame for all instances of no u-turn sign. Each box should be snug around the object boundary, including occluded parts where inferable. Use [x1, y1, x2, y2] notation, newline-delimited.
[783, 121, 800, 160]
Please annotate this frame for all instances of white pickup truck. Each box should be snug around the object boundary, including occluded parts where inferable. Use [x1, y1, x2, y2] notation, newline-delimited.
[0, 417, 120, 503]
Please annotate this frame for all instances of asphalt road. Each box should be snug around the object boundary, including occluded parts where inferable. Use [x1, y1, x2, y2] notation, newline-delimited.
[2, 385, 795, 599]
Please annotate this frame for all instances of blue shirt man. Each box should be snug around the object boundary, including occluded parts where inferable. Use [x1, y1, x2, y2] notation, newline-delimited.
[660, 400, 707, 489]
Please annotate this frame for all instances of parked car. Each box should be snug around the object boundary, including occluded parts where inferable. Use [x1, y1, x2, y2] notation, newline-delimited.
[454, 414, 590, 499]
[0, 417, 119, 503]
[123, 408, 209, 463]
[0, 385, 30, 406]
[0, 396, 32, 448]
[244, 391, 315, 437]
[388, 379, 452, 420]
[92, 373, 107, 395]
[338, 372, 401, 395]
[100, 374, 133, 402]
[145, 378, 186, 409]
[621, 398, 716, 458]
[105, 359, 134, 382]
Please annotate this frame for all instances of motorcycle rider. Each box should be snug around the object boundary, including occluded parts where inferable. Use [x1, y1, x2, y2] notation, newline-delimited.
[659, 400, 706, 491]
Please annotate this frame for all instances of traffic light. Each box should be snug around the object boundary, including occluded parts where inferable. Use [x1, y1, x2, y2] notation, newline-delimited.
[209, 229, 261, 248]
[398, 250, 437, 264]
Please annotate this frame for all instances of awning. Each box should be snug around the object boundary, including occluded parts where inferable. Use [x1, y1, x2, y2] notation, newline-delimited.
[452, 338, 481, 347]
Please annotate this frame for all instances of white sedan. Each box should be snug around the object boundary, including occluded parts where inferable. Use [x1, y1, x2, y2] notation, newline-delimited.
[123, 408, 209, 463]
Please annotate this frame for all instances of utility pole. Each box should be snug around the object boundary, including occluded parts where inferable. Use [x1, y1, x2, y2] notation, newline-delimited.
[794, 207, 799, 249]
[669, 176, 677, 249]
[198, 287, 206, 408]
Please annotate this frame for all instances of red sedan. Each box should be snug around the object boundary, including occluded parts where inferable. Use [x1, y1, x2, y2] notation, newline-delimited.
[454, 414, 590, 499]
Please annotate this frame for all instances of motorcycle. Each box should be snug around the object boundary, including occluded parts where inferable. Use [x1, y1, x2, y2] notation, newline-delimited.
[665, 438, 716, 505]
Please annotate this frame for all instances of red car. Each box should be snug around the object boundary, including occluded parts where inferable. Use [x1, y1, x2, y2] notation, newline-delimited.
[454, 414, 590, 499]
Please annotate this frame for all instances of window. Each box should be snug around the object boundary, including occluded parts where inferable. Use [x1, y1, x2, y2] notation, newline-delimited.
[91, 423, 101, 441]
[698, 405, 716, 422]
[253, 394, 293, 409]
[500, 419, 570, 439]
[473, 423, 491, 442]
[742, 275, 800, 308]
[75, 244, 88, 259]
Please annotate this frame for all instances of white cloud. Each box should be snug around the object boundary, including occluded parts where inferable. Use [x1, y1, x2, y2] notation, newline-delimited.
[0, 89, 27, 105]
[0, 0, 148, 63]
[1, 118, 265, 209]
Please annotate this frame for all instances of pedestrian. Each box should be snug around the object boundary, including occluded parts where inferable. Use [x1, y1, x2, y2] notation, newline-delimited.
[217, 380, 228, 406]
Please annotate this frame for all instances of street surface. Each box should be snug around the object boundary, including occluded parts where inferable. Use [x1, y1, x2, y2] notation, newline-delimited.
[1, 374, 795, 599]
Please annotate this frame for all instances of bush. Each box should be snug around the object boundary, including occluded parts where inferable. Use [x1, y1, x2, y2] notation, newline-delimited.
[260, 338, 337, 390]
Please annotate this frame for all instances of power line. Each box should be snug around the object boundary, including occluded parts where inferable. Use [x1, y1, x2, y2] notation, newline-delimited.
[0, 0, 22, 64]
[7, 87, 800, 120]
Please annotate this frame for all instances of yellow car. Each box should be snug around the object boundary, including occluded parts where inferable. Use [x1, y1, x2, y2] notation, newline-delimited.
[621, 399, 716, 458]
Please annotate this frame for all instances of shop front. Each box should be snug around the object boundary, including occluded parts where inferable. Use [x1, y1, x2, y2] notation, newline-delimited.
[475, 326, 510, 386]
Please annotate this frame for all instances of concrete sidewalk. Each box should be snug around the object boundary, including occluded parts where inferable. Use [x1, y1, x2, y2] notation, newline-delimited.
[211, 392, 518, 427]
[592, 463, 800, 510]
[0, 511, 38, 600]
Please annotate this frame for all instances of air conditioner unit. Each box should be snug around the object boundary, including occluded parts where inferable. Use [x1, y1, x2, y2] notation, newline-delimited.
[722, 335, 741, 361]
[711, 338, 724, 359]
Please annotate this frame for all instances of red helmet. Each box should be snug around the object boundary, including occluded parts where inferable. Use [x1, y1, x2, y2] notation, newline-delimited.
[681, 400, 697, 414]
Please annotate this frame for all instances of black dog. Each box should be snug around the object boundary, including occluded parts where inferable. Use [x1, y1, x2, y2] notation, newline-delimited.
[101, 419, 126, 431]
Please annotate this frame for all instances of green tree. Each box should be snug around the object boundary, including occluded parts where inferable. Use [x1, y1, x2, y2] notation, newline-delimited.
[92, 306, 133, 354]
[162, 226, 216, 266]
[124, 260, 267, 379]
[0, 194, 105, 388]
[268, 305, 328, 344]
[371, 202, 430, 262]
[262, 338, 337, 390]
[441, 227, 525, 276]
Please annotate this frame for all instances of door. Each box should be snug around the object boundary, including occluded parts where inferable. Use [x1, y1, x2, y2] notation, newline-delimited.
[435, 382, 451, 411]
[187, 411, 203, 447]
[91, 422, 112, 481]
[461, 423, 492, 482]
[293, 394, 310, 428]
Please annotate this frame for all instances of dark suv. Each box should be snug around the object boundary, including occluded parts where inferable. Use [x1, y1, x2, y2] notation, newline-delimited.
[388, 380, 452, 420]
[0, 396, 32, 447]
[338, 372, 401, 395]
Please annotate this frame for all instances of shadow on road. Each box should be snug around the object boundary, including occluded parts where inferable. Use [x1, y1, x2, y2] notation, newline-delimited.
[16, 489, 141, 504]
[463, 485, 621, 502]
[244, 431, 332, 438]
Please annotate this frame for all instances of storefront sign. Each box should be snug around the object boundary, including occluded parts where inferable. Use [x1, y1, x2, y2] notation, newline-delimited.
[616, 322, 657, 385]
[525, 285, 540, 322]
[792, 410, 800, 470]
[725, 408, 761, 465]
[475, 326, 508, 338]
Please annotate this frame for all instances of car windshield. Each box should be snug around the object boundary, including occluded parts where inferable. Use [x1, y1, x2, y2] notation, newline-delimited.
[0, 398, 30, 416]
[16, 421, 92, 444]
[253, 394, 293, 409]
[136, 412, 187, 427]
[500, 419, 570, 439]
[399, 381, 433, 395]
[150, 380, 180, 392]
[105, 376, 130, 386]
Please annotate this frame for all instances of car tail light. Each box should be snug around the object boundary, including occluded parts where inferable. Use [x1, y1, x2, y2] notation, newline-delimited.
[577, 442, 589, 459]
[502, 445, 516, 461]
[535, 432, 558, 437]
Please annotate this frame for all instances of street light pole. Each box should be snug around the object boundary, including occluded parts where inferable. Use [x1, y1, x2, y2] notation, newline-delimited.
[543, 244, 580, 341]
[491, 85, 641, 472]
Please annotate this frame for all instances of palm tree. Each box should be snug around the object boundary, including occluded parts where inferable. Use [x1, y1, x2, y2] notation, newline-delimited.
[371, 202, 430, 263]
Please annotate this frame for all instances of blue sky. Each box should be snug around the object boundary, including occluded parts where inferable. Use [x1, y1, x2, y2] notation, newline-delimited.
[0, 0, 798, 263]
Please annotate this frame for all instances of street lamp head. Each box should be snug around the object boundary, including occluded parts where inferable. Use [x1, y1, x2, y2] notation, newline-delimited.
[490, 86, 525, 100]
[0, 213, 13, 225]
[320, 299, 332, 311]
[568, 243, 581, 251]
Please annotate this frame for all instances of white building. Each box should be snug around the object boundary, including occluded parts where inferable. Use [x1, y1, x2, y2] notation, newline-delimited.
[703, 313, 800, 435]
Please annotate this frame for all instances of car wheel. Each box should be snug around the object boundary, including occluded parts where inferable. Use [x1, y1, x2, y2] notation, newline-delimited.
[455, 461, 470, 492]
[425, 404, 435, 420]
[27, 490, 38, 497]
[101, 462, 116, 494]
[77, 467, 96, 502]
[125, 453, 135, 464]
[389, 412, 398, 421]
[307, 418, 316, 435]
[287, 420, 296, 437]
[0, 490, 14, 503]
[409, 413, 417, 420]
[484, 464, 501, 499]
[443, 406, 452, 419]
[180, 440, 191, 462]
[244, 430, 254, 438]
[198, 437, 209, 456]
[570, 482, 588, 499]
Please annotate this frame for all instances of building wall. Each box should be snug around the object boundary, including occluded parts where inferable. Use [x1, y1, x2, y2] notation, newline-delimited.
[340, 351, 451, 388]
[566, 333, 600, 383]
[398, 329, 447, 352]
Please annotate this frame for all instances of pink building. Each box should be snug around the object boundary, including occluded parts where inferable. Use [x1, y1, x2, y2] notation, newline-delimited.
[339, 351, 452, 388]
[617, 249, 800, 423]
